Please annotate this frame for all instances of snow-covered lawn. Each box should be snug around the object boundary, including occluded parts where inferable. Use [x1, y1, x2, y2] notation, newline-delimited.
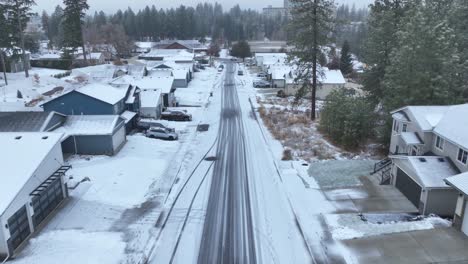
[325, 214, 451, 241]
[175, 68, 219, 106]
[1, 68, 70, 105]
[309, 160, 375, 189]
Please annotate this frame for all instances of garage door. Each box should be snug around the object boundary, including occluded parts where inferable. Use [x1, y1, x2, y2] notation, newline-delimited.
[31, 176, 64, 229]
[395, 168, 422, 208]
[7, 206, 31, 252]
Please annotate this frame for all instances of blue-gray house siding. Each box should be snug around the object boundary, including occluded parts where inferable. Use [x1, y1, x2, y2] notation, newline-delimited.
[42, 91, 123, 115]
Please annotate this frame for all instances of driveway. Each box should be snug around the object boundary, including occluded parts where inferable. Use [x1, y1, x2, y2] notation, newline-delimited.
[344, 227, 468, 264]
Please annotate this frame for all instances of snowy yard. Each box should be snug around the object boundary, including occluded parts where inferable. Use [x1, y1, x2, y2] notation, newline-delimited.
[0, 68, 70, 105]
[309, 160, 375, 189]
[325, 213, 451, 241]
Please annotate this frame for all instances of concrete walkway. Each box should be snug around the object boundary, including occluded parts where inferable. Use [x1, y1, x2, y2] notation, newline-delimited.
[344, 227, 468, 264]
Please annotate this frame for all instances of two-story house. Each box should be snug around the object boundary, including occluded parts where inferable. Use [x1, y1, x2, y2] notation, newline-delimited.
[41, 83, 139, 133]
[387, 104, 468, 219]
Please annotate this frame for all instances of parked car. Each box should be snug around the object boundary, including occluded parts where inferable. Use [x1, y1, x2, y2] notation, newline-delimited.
[161, 110, 193, 121]
[253, 80, 271, 88]
[146, 127, 178, 140]
[238, 70, 244, 76]
[138, 120, 175, 132]
[257, 72, 268, 78]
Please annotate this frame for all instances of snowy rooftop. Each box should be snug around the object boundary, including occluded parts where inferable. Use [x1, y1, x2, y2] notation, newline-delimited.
[0, 112, 63, 132]
[140, 89, 162, 107]
[392, 156, 460, 188]
[76, 52, 103, 60]
[319, 68, 346, 84]
[120, 111, 137, 124]
[77, 83, 127, 105]
[434, 104, 468, 148]
[144, 49, 195, 61]
[445, 172, 468, 195]
[0, 133, 63, 213]
[401, 132, 424, 145]
[392, 106, 450, 131]
[55, 115, 122, 138]
[132, 76, 175, 94]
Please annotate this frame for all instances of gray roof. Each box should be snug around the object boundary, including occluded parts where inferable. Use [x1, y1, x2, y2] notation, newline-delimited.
[0, 112, 57, 132]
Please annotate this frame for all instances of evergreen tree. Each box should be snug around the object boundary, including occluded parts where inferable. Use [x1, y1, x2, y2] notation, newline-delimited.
[61, 0, 89, 60]
[320, 89, 376, 149]
[382, 0, 463, 110]
[450, 0, 468, 99]
[230, 40, 251, 60]
[288, 0, 335, 120]
[48, 5, 64, 48]
[362, 0, 410, 103]
[41, 11, 49, 40]
[340, 40, 353, 75]
[2, 0, 36, 78]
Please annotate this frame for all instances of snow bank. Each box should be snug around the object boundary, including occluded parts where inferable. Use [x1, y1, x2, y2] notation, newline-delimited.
[12, 230, 125, 264]
[325, 214, 452, 240]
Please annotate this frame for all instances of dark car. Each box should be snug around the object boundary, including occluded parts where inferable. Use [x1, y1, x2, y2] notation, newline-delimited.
[161, 110, 193, 121]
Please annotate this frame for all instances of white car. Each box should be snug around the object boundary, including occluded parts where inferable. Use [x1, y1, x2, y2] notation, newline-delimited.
[146, 127, 178, 140]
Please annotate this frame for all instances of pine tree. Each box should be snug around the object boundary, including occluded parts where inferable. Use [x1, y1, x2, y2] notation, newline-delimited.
[2, 0, 35, 78]
[340, 40, 353, 76]
[61, 0, 89, 61]
[449, 0, 468, 99]
[41, 11, 49, 41]
[288, 0, 335, 120]
[362, 0, 411, 103]
[382, 0, 463, 110]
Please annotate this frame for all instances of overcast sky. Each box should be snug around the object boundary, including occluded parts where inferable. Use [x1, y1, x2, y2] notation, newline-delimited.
[34, 0, 373, 14]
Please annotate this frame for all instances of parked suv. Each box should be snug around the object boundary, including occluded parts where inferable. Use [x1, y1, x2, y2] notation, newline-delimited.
[161, 110, 193, 121]
[138, 120, 175, 132]
[253, 80, 271, 88]
[146, 127, 178, 140]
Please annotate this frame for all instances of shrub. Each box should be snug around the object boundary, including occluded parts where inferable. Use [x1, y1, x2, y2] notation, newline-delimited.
[282, 149, 293, 160]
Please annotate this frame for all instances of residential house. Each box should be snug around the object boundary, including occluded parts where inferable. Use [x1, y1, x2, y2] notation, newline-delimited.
[139, 89, 163, 119]
[41, 83, 129, 115]
[282, 67, 346, 100]
[41, 83, 139, 133]
[0, 48, 31, 73]
[387, 104, 468, 218]
[75, 52, 106, 65]
[153, 40, 208, 53]
[149, 63, 191, 88]
[0, 133, 70, 258]
[132, 76, 176, 109]
[254, 53, 287, 72]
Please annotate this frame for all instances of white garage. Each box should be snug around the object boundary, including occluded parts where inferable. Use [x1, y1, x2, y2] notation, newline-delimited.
[0, 133, 69, 259]
[445, 172, 468, 236]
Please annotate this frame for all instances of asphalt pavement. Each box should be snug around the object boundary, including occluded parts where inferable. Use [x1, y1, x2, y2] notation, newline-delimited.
[198, 62, 257, 264]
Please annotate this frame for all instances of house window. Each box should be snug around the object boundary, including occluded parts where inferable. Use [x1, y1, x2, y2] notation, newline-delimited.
[435, 136, 445, 150]
[393, 120, 400, 133]
[402, 124, 408, 132]
[395, 145, 400, 154]
[457, 148, 468, 165]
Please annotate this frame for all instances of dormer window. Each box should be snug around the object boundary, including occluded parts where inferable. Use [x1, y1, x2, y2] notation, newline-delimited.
[435, 136, 445, 151]
[402, 124, 407, 132]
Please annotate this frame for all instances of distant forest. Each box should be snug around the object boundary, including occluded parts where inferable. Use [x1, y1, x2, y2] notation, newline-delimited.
[41, 3, 368, 52]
